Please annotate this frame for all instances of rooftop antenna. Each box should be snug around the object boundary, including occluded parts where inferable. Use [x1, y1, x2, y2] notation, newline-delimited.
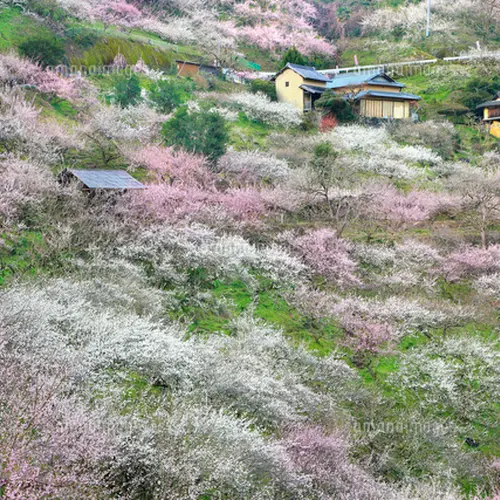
[426, 0, 431, 37]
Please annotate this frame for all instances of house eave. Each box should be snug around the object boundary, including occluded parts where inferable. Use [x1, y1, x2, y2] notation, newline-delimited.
[351, 90, 421, 101]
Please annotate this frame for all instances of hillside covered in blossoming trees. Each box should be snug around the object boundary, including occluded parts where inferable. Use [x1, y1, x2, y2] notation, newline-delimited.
[0, 0, 499, 499]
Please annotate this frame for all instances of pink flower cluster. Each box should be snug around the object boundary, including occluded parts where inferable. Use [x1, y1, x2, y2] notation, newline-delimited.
[0, 53, 79, 101]
[282, 426, 384, 497]
[126, 146, 269, 226]
[127, 145, 214, 188]
[369, 185, 456, 229]
[443, 245, 500, 281]
[286, 229, 359, 287]
[93, 0, 142, 28]
[221, 0, 335, 56]
[341, 316, 393, 354]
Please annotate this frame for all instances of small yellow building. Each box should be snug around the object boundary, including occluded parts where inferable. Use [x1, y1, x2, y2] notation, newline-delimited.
[273, 64, 421, 119]
[476, 93, 500, 139]
[272, 63, 330, 112]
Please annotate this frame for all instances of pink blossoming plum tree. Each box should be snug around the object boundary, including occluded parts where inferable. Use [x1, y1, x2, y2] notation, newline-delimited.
[285, 228, 359, 287]
[93, 0, 142, 30]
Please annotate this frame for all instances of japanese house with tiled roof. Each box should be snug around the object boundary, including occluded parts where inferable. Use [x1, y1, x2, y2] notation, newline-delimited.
[476, 92, 500, 139]
[273, 64, 421, 119]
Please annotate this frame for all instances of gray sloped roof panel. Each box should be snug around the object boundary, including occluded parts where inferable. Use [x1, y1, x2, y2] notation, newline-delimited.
[300, 84, 328, 94]
[367, 81, 405, 88]
[326, 71, 404, 90]
[271, 63, 331, 82]
[476, 99, 500, 109]
[287, 63, 331, 82]
[326, 71, 380, 89]
[68, 170, 146, 189]
[353, 90, 421, 101]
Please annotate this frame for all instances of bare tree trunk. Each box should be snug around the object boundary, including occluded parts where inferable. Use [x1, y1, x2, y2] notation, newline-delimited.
[322, 188, 335, 221]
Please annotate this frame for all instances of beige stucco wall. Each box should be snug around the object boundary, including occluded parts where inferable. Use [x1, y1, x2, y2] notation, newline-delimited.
[275, 69, 326, 112]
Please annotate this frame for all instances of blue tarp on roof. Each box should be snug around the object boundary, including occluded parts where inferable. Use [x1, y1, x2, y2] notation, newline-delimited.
[68, 170, 146, 190]
[326, 71, 404, 90]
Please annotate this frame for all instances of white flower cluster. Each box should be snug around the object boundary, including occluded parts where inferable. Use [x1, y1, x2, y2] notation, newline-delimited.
[213, 106, 240, 122]
[361, 0, 466, 39]
[361, 157, 423, 180]
[354, 240, 443, 269]
[70, 254, 167, 316]
[391, 336, 499, 421]
[384, 144, 441, 165]
[0, 156, 58, 224]
[84, 102, 167, 143]
[0, 280, 357, 421]
[327, 125, 388, 152]
[334, 295, 473, 336]
[0, 88, 80, 164]
[218, 150, 291, 184]
[117, 225, 306, 285]
[315, 125, 445, 181]
[473, 274, 500, 298]
[228, 92, 302, 128]
[0, 279, 363, 497]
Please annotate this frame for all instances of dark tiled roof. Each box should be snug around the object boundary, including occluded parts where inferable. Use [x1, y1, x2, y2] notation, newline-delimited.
[476, 99, 500, 109]
[326, 71, 404, 90]
[287, 63, 331, 82]
[352, 90, 421, 101]
[273, 63, 330, 82]
[68, 170, 146, 190]
[300, 84, 328, 94]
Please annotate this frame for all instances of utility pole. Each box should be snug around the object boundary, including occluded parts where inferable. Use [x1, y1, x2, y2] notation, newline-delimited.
[426, 0, 431, 37]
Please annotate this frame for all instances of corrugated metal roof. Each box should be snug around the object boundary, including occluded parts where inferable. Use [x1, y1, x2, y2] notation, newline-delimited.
[326, 71, 404, 90]
[68, 170, 146, 190]
[300, 84, 327, 95]
[352, 90, 421, 101]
